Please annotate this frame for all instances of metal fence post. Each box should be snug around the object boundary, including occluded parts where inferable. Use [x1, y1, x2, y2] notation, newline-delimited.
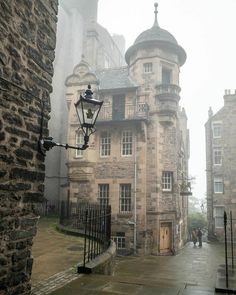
[83, 209, 88, 269]
[59, 200, 65, 225]
[224, 211, 229, 288]
[230, 210, 234, 269]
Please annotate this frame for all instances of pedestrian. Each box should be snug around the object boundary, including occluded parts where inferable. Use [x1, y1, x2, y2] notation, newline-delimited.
[191, 228, 197, 247]
[197, 228, 203, 247]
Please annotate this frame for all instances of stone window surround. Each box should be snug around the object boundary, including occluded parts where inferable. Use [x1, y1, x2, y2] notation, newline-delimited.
[112, 232, 126, 249]
[121, 130, 133, 156]
[119, 183, 132, 213]
[212, 121, 222, 138]
[213, 147, 222, 165]
[213, 176, 224, 194]
[98, 183, 110, 206]
[100, 130, 111, 157]
[162, 171, 173, 192]
[214, 206, 224, 228]
[143, 62, 153, 73]
[75, 131, 84, 158]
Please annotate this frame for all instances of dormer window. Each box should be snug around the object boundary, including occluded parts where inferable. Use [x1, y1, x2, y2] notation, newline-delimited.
[144, 63, 152, 73]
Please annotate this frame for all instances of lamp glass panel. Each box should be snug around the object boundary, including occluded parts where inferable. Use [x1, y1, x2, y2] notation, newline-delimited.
[81, 101, 100, 126]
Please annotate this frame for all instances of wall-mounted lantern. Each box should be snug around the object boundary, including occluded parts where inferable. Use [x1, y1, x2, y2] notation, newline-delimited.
[180, 181, 192, 196]
[38, 85, 103, 156]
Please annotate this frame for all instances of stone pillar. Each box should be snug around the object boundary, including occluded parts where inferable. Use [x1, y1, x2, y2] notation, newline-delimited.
[0, 1, 58, 294]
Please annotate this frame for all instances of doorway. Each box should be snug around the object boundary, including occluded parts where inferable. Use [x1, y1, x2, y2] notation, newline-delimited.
[160, 222, 172, 254]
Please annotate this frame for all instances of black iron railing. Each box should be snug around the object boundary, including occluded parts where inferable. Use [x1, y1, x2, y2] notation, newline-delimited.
[59, 201, 111, 273]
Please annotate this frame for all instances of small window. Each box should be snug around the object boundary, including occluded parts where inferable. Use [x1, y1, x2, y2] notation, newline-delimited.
[75, 132, 84, 158]
[212, 122, 222, 138]
[98, 184, 109, 206]
[162, 68, 172, 84]
[100, 131, 111, 157]
[213, 148, 222, 165]
[214, 177, 223, 193]
[119, 184, 131, 213]
[112, 232, 125, 249]
[143, 63, 152, 73]
[162, 171, 173, 192]
[214, 207, 224, 228]
[122, 131, 132, 156]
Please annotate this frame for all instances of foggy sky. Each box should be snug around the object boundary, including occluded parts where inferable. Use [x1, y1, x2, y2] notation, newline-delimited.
[98, 0, 236, 203]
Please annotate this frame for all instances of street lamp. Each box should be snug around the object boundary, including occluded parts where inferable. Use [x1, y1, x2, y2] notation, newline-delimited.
[38, 85, 103, 156]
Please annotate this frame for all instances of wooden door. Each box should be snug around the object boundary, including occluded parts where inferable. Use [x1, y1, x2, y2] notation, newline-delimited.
[160, 223, 172, 253]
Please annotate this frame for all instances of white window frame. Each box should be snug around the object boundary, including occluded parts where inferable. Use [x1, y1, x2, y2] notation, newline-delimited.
[121, 130, 132, 156]
[98, 184, 109, 206]
[75, 132, 84, 158]
[162, 171, 173, 192]
[143, 62, 152, 73]
[213, 148, 222, 165]
[214, 206, 224, 228]
[212, 122, 222, 138]
[214, 177, 223, 194]
[112, 233, 125, 249]
[100, 131, 111, 157]
[119, 184, 131, 213]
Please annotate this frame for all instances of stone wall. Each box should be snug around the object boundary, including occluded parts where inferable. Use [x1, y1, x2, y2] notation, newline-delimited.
[0, 1, 58, 294]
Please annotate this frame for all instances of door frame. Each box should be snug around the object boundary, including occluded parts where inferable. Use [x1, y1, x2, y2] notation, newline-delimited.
[159, 221, 173, 254]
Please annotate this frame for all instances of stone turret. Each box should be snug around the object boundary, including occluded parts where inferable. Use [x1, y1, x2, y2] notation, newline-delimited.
[125, 3, 186, 125]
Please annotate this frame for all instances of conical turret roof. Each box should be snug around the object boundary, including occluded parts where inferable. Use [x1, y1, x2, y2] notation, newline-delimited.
[125, 3, 186, 66]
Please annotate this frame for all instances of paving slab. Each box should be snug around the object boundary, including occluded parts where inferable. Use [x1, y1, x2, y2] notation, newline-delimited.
[49, 242, 228, 295]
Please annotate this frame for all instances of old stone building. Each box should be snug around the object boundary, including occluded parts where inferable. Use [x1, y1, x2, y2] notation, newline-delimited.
[205, 90, 236, 240]
[65, 4, 190, 255]
[44, 0, 125, 207]
[0, 0, 58, 294]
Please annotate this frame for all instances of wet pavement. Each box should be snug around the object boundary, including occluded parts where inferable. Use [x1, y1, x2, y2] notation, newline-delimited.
[31, 217, 84, 287]
[49, 242, 228, 295]
[31, 218, 229, 294]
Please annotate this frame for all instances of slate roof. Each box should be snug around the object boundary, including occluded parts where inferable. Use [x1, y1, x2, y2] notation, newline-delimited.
[96, 67, 138, 91]
[134, 25, 177, 46]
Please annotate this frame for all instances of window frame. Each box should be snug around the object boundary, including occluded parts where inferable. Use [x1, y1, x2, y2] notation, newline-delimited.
[213, 148, 222, 165]
[162, 171, 173, 192]
[98, 184, 109, 206]
[112, 232, 125, 249]
[214, 206, 224, 228]
[119, 184, 131, 213]
[212, 122, 222, 138]
[121, 130, 132, 156]
[143, 62, 153, 73]
[214, 176, 224, 194]
[100, 131, 111, 157]
[75, 131, 84, 158]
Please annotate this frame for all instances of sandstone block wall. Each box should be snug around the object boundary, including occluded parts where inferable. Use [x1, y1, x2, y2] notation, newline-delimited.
[0, 1, 58, 294]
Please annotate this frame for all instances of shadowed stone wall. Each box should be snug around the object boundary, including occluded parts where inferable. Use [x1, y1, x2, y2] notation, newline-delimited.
[0, 1, 58, 294]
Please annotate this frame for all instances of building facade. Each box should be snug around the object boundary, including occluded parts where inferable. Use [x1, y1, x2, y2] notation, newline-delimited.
[65, 4, 190, 255]
[44, 0, 125, 207]
[205, 90, 236, 240]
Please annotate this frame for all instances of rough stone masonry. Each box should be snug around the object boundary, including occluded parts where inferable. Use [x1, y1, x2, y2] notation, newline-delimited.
[0, 1, 58, 294]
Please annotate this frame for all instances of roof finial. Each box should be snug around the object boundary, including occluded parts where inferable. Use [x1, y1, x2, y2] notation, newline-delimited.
[154, 3, 159, 27]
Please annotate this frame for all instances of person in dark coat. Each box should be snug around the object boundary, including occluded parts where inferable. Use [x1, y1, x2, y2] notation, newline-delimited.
[197, 228, 203, 247]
